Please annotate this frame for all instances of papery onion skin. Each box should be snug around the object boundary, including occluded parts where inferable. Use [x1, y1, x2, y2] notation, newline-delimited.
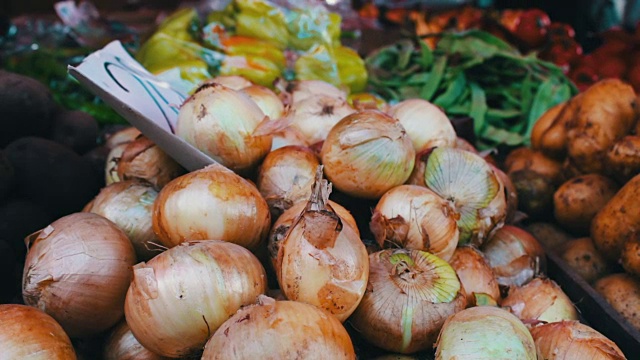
[270, 126, 309, 151]
[387, 99, 456, 153]
[350, 249, 467, 354]
[434, 306, 536, 360]
[201, 296, 356, 359]
[289, 79, 347, 104]
[369, 185, 459, 262]
[106, 143, 128, 185]
[84, 180, 160, 261]
[321, 110, 416, 199]
[22, 212, 137, 338]
[103, 320, 169, 360]
[491, 165, 518, 224]
[0, 304, 77, 359]
[481, 225, 546, 287]
[240, 85, 285, 121]
[207, 75, 253, 90]
[449, 246, 501, 304]
[105, 126, 142, 150]
[289, 95, 356, 146]
[501, 278, 579, 323]
[124, 240, 267, 358]
[152, 163, 271, 249]
[257, 145, 320, 219]
[176, 83, 272, 174]
[530, 321, 625, 360]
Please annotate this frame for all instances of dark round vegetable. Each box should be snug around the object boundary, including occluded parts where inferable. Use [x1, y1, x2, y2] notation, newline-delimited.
[83, 145, 110, 189]
[51, 110, 99, 155]
[5, 137, 101, 218]
[0, 239, 17, 303]
[510, 169, 555, 221]
[0, 198, 53, 259]
[0, 149, 13, 201]
[0, 71, 57, 147]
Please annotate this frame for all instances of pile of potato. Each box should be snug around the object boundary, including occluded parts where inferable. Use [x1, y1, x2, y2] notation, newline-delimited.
[502, 78, 640, 332]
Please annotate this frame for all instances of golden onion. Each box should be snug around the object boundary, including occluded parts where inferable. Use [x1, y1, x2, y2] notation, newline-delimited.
[103, 320, 169, 360]
[448, 246, 501, 304]
[117, 135, 185, 189]
[288, 95, 356, 146]
[530, 321, 625, 359]
[501, 278, 579, 323]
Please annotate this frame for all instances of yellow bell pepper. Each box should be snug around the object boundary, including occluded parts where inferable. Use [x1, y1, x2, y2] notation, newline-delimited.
[335, 46, 368, 93]
[221, 36, 286, 70]
[235, 0, 289, 49]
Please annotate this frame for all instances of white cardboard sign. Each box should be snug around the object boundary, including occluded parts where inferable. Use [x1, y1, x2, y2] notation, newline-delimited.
[68, 40, 217, 171]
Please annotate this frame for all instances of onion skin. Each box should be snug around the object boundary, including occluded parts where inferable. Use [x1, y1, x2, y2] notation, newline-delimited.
[84, 180, 160, 261]
[481, 225, 546, 287]
[117, 136, 186, 190]
[289, 95, 356, 146]
[152, 163, 271, 250]
[449, 246, 501, 304]
[289, 79, 347, 104]
[103, 320, 169, 360]
[350, 249, 467, 354]
[369, 185, 459, 262]
[594, 273, 640, 331]
[257, 145, 320, 219]
[530, 321, 625, 360]
[206, 75, 253, 90]
[0, 304, 77, 359]
[106, 142, 128, 185]
[321, 110, 415, 199]
[22, 212, 136, 338]
[501, 278, 579, 323]
[105, 126, 141, 150]
[491, 165, 518, 224]
[240, 85, 285, 121]
[434, 306, 536, 359]
[201, 296, 356, 359]
[124, 240, 267, 358]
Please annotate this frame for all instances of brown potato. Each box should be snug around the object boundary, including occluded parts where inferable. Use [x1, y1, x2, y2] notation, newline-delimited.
[531, 101, 565, 151]
[560, 237, 611, 283]
[606, 135, 640, 183]
[510, 169, 556, 220]
[594, 273, 640, 331]
[621, 232, 640, 277]
[539, 93, 583, 159]
[591, 174, 640, 261]
[525, 222, 574, 252]
[567, 79, 638, 174]
[553, 174, 619, 235]
[503, 147, 563, 184]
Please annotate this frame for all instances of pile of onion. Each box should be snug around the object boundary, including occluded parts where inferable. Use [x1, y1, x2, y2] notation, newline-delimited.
[124, 240, 267, 358]
[287, 95, 356, 147]
[321, 110, 416, 199]
[152, 163, 271, 250]
[350, 248, 467, 354]
[117, 135, 186, 189]
[501, 278, 579, 323]
[448, 246, 501, 304]
[103, 320, 169, 360]
[0, 304, 76, 359]
[202, 296, 355, 359]
[530, 321, 625, 359]
[369, 184, 459, 261]
[22, 212, 136, 338]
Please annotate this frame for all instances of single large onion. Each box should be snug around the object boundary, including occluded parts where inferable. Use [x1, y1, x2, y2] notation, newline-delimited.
[387, 99, 456, 153]
[530, 321, 625, 359]
[0, 304, 76, 359]
[240, 85, 285, 121]
[276, 169, 369, 322]
[22, 212, 136, 338]
[124, 240, 267, 358]
[117, 135, 186, 189]
[350, 249, 467, 354]
[257, 145, 320, 219]
[103, 320, 169, 360]
[481, 225, 546, 287]
[201, 296, 356, 359]
[321, 110, 416, 199]
[449, 246, 501, 304]
[83, 180, 160, 260]
[152, 163, 271, 249]
[501, 278, 579, 323]
[176, 82, 272, 173]
[369, 185, 459, 261]
[434, 306, 536, 359]
[288, 95, 356, 146]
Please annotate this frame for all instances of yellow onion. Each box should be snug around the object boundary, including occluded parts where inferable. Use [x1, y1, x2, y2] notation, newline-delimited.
[206, 75, 253, 90]
[270, 126, 309, 151]
[369, 184, 459, 261]
[415, 147, 507, 245]
[105, 126, 141, 149]
[434, 306, 536, 359]
[256, 145, 320, 219]
[103, 320, 169, 360]
[501, 278, 579, 323]
[0, 304, 76, 359]
[240, 84, 285, 121]
[22, 212, 136, 338]
[201, 296, 356, 359]
[347, 92, 389, 112]
[350, 249, 467, 354]
[530, 321, 625, 359]
[387, 99, 457, 153]
[176, 83, 272, 174]
[491, 165, 519, 224]
[152, 163, 271, 249]
[117, 135, 186, 190]
[124, 240, 267, 358]
[454, 137, 478, 153]
[481, 225, 546, 287]
[276, 169, 369, 322]
[449, 246, 501, 304]
[83, 180, 160, 261]
[321, 110, 416, 199]
[106, 142, 128, 185]
[288, 95, 356, 146]
[288, 79, 347, 104]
